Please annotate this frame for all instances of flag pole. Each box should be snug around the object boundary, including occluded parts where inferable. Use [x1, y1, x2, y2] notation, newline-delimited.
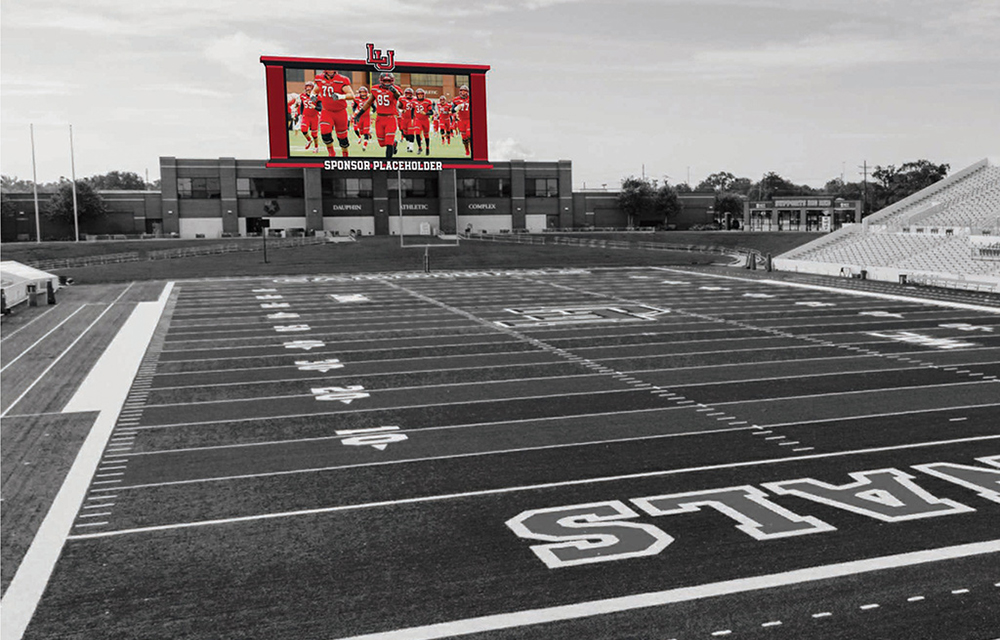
[70, 124, 80, 241]
[30, 124, 41, 243]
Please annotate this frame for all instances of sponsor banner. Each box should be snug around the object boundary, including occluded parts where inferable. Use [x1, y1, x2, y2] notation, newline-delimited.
[324, 160, 444, 172]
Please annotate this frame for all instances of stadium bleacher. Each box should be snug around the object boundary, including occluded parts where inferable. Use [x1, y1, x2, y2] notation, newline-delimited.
[775, 158, 1000, 292]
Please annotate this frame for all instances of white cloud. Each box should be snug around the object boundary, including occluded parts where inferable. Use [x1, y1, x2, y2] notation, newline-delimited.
[203, 32, 288, 79]
[489, 138, 535, 161]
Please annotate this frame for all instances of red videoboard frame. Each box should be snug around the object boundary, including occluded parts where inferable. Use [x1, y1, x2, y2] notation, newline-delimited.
[261, 53, 491, 170]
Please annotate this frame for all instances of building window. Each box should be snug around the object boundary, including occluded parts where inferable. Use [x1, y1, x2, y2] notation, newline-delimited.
[237, 177, 304, 198]
[323, 177, 374, 199]
[526, 178, 558, 198]
[388, 177, 438, 198]
[177, 177, 221, 199]
[285, 68, 306, 82]
[410, 73, 443, 86]
[458, 177, 510, 198]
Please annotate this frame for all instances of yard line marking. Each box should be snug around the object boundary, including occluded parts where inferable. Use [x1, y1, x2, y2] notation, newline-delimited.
[760, 402, 1000, 428]
[72, 521, 108, 528]
[951, 588, 970, 594]
[317, 541, 1000, 640]
[860, 603, 880, 610]
[711, 631, 731, 637]
[83, 503, 115, 509]
[761, 621, 782, 627]
[119, 423, 756, 457]
[78, 512, 111, 518]
[0, 306, 88, 372]
[949, 417, 968, 422]
[66, 434, 1000, 534]
[907, 596, 925, 602]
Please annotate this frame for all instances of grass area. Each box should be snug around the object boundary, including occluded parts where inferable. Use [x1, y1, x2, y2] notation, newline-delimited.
[16, 236, 747, 284]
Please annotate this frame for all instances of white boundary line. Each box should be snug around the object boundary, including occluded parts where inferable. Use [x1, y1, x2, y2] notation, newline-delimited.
[331, 539, 1000, 640]
[0, 282, 174, 640]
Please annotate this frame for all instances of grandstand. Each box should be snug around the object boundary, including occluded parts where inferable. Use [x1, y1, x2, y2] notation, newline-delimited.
[775, 158, 1000, 292]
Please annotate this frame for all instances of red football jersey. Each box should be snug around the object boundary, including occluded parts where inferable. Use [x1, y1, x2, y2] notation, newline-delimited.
[413, 98, 434, 120]
[451, 96, 470, 122]
[352, 96, 371, 124]
[313, 73, 351, 113]
[370, 85, 401, 116]
[299, 91, 318, 115]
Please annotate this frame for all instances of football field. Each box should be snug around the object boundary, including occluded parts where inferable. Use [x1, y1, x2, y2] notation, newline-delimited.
[9, 266, 1000, 639]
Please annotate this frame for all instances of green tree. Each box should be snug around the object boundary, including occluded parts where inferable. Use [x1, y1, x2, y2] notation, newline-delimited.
[85, 170, 148, 190]
[618, 176, 657, 227]
[715, 193, 744, 217]
[654, 183, 682, 225]
[871, 159, 949, 209]
[45, 180, 106, 226]
[729, 177, 753, 196]
[695, 171, 737, 193]
[2, 175, 57, 193]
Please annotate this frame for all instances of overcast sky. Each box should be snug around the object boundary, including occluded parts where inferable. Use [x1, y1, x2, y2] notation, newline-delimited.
[2, 0, 998, 189]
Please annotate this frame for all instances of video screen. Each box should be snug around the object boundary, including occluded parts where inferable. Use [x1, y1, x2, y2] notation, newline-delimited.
[262, 56, 490, 167]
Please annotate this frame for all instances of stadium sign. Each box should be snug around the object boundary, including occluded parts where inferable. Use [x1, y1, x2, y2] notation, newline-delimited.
[507, 456, 1000, 568]
[323, 160, 444, 172]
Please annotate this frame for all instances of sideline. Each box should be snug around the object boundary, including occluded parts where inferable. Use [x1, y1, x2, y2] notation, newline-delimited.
[0, 282, 174, 640]
[654, 267, 1000, 314]
[333, 539, 1000, 640]
[0, 284, 135, 417]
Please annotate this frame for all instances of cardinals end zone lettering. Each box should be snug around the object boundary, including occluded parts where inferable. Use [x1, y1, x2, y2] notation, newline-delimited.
[507, 456, 1000, 568]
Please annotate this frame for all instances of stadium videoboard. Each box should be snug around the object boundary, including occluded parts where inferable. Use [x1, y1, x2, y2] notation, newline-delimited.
[261, 46, 490, 170]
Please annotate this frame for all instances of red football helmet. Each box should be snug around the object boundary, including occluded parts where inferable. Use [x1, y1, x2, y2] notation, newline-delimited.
[459, 85, 469, 98]
[357, 86, 369, 98]
[416, 88, 425, 98]
[379, 72, 394, 87]
[304, 81, 314, 90]
[403, 87, 414, 98]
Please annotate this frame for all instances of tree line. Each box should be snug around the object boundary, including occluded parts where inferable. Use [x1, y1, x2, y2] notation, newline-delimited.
[1, 171, 159, 225]
[618, 159, 950, 228]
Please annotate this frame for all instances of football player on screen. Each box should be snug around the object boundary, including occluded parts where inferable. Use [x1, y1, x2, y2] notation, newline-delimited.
[297, 81, 320, 152]
[451, 84, 472, 156]
[311, 69, 356, 157]
[353, 72, 403, 158]
[351, 85, 372, 151]
[437, 95, 454, 146]
[412, 88, 434, 156]
[398, 87, 418, 154]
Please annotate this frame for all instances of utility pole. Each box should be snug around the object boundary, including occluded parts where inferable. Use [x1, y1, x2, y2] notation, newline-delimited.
[858, 160, 869, 217]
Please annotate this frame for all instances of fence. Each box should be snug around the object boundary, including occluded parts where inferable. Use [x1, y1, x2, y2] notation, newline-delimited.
[29, 252, 141, 270]
[146, 236, 324, 260]
[465, 232, 749, 258]
[27, 236, 325, 270]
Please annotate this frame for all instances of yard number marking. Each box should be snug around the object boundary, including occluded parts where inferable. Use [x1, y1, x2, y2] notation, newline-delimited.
[335, 426, 407, 451]
[311, 385, 369, 403]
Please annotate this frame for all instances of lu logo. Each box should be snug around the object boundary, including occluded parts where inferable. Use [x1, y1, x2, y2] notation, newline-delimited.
[366, 43, 395, 71]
